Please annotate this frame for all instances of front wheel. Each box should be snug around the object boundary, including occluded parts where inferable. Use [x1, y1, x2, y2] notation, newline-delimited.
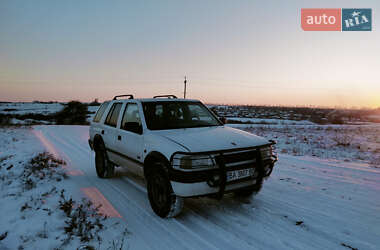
[146, 165, 183, 218]
[95, 147, 114, 178]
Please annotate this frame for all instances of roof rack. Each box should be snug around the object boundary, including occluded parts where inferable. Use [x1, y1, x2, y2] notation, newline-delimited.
[113, 95, 134, 100]
[153, 95, 177, 99]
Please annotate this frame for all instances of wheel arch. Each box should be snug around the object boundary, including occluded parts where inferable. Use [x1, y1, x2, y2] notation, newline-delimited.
[93, 134, 105, 151]
[143, 151, 170, 178]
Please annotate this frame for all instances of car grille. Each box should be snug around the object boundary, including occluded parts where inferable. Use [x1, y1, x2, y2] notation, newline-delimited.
[214, 150, 258, 169]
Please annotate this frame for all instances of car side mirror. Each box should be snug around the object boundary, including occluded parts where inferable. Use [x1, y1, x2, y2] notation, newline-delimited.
[136, 125, 143, 134]
[123, 122, 143, 134]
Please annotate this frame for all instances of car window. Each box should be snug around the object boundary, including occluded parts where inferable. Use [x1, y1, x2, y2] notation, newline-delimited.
[121, 103, 142, 134]
[142, 101, 221, 130]
[105, 103, 122, 127]
[93, 102, 109, 123]
[188, 104, 213, 122]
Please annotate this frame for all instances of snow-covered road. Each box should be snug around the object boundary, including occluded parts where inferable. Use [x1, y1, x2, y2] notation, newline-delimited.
[33, 125, 380, 250]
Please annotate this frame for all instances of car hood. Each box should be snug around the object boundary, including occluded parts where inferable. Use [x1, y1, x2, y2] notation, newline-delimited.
[152, 126, 269, 152]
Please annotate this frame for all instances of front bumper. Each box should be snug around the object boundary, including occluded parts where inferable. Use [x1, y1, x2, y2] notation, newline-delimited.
[169, 147, 277, 198]
[171, 178, 258, 197]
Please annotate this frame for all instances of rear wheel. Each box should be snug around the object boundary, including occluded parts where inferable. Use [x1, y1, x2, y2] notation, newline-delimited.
[95, 146, 114, 178]
[146, 164, 183, 218]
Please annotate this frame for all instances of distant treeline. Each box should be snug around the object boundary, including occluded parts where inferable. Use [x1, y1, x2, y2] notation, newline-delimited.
[210, 105, 380, 124]
[0, 101, 91, 126]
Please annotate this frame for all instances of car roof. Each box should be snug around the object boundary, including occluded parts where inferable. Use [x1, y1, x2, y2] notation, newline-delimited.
[107, 98, 200, 103]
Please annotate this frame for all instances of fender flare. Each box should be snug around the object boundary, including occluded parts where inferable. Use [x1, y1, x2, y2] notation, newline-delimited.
[143, 151, 170, 177]
[93, 134, 105, 151]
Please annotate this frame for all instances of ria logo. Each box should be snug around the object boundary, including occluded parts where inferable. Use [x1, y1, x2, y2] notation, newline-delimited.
[342, 9, 372, 31]
[301, 8, 372, 31]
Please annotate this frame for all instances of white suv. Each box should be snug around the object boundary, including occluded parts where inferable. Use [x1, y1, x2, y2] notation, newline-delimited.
[89, 95, 277, 218]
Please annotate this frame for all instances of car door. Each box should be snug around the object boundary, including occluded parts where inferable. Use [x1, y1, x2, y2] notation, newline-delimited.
[103, 102, 123, 162]
[114, 102, 144, 176]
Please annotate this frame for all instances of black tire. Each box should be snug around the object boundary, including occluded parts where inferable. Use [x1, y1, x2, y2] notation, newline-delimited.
[95, 145, 115, 178]
[146, 164, 183, 218]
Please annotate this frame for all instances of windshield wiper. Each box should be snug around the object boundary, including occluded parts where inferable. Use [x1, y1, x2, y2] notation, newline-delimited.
[185, 124, 219, 128]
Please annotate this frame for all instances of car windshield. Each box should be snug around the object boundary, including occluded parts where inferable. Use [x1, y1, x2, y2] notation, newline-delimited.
[142, 101, 222, 130]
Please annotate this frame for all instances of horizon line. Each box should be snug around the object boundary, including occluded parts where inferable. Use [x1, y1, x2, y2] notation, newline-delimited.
[1, 100, 379, 110]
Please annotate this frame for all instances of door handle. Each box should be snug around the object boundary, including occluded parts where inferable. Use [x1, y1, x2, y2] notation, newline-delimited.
[101, 130, 104, 135]
[117, 135, 121, 141]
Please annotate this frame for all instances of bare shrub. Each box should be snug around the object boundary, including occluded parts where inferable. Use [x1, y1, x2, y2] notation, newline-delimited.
[0, 154, 13, 164]
[0, 231, 8, 241]
[370, 157, 380, 168]
[21, 152, 67, 190]
[36, 222, 48, 239]
[55, 101, 89, 125]
[0, 115, 11, 126]
[332, 133, 353, 147]
[59, 190, 106, 243]
[108, 228, 130, 250]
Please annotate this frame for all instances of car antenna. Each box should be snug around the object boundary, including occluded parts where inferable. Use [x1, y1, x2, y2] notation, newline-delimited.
[184, 76, 187, 99]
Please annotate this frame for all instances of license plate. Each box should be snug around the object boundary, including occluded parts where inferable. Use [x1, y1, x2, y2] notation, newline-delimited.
[226, 168, 254, 182]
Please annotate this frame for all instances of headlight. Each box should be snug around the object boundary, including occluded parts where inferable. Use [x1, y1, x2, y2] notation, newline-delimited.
[260, 146, 273, 159]
[172, 154, 216, 171]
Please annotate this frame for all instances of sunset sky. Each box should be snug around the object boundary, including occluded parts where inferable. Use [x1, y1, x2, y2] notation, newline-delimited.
[1, 0, 379, 108]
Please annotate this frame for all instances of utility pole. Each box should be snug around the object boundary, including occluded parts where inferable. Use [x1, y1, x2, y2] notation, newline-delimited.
[184, 76, 187, 99]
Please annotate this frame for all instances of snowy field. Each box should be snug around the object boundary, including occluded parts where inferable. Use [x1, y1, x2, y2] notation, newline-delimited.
[228, 123, 380, 168]
[227, 117, 316, 125]
[0, 127, 127, 249]
[0, 102, 64, 115]
[1, 125, 379, 249]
